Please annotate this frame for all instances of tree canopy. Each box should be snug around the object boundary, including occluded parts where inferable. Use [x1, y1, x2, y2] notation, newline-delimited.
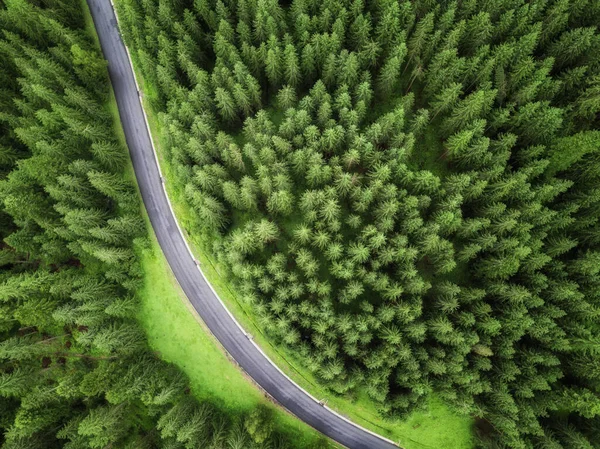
[0, 1, 322, 448]
[113, 0, 600, 447]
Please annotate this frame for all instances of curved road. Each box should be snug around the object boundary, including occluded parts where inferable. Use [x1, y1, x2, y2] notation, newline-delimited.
[88, 1, 399, 448]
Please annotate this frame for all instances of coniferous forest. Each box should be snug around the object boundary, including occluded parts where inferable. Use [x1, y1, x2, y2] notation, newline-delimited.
[1, 0, 600, 448]
[113, 0, 600, 447]
[0, 1, 326, 448]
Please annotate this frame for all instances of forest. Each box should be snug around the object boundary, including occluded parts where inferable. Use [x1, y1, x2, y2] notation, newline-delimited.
[0, 0, 327, 448]
[110, 0, 600, 448]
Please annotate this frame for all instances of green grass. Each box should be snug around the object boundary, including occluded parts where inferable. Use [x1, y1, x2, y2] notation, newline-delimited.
[124, 55, 475, 449]
[136, 238, 261, 410]
[393, 397, 476, 449]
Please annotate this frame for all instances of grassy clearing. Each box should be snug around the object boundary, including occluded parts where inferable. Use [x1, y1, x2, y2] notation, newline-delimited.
[393, 397, 476, 449]
[122, 48, 475, 448]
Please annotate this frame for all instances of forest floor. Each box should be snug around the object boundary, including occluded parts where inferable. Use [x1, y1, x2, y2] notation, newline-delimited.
[120, 50, 475, 449]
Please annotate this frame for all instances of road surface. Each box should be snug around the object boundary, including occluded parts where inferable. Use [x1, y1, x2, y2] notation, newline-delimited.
[87, 1, 399, 447]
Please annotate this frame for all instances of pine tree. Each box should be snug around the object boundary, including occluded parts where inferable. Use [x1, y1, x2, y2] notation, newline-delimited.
[244, 405, 273, 444]
[214, 87, 237, 122]
[377, 43, 407, 97]
[78, 404, 131, 448]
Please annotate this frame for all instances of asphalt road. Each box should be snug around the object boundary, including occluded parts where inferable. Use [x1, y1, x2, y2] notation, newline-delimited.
[88, 1, 399, 447]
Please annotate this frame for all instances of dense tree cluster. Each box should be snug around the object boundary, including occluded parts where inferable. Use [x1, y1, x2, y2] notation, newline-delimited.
[115, 0, 600, 447]
[0, 1, 324, 448]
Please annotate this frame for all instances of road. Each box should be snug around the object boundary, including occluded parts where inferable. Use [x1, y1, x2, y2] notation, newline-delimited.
[87, 1, 399, 447]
